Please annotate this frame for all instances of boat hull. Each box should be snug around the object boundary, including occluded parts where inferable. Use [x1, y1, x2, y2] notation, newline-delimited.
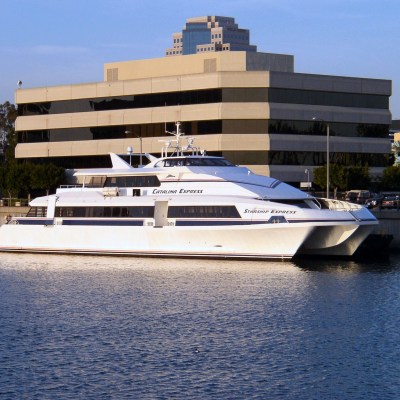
[297, 222, 376, 257]
[0, 222, 315, 260]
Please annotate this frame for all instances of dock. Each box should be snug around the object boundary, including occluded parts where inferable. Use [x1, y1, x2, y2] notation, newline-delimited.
[371, 210, 400, 250]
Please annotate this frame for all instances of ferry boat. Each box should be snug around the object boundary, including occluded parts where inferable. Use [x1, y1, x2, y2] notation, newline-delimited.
[0, 123, 377, 260]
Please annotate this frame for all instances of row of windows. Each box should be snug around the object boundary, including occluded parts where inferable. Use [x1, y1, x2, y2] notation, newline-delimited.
[169, 205, 240, 218]
[25, 146, 392, 170]
[265, 151, 392, 167]
[48, 206, 241, 219]
[18, 89, 223, 116]
[17, 119, 389, 145]
[197, 46, 220, 52]
[224, 33, 249, 41]
[27, 207, 47, 217]
[55, 206, 154, 218]
[167, 50, 183, 55]
[18, 88, 389, 117]
[27, 155, 113, 169]
[268, 88, 388, 109]
[185, 23, 209, 31]
[268, 119, 389, 138]
[104, 176, 161, 188]
[17, 121, 223, 143]
[197, 45, 231, 52]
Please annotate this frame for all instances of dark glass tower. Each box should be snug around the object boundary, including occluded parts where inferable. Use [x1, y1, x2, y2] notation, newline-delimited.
[166, 16, 257, 56]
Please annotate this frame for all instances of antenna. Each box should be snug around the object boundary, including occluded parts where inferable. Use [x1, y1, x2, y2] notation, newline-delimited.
[165, 122, 185, 156]
[163, 122, 201, 157]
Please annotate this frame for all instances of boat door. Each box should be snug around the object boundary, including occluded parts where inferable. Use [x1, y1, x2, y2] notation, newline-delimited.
[154, 200, 169, 227]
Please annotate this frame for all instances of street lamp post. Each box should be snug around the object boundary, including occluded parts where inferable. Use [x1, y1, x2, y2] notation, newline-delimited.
[312, 117, 330, 198]
[326, 123, 330, 199]
[304, 168, 310, 191]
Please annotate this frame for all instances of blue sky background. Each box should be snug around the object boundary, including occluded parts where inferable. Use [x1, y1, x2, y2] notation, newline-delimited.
[1, 0, 399, 118]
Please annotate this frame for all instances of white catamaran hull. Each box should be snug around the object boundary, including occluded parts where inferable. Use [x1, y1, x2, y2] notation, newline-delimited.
[298, 222, 376, 256]
[0, 222, 315, 260]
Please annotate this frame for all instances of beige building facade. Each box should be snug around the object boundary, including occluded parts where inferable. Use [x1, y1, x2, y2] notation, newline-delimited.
[15, 50, 392, 184]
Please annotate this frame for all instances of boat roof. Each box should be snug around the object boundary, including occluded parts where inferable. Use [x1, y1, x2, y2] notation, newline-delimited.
[74, 153, 235, 177]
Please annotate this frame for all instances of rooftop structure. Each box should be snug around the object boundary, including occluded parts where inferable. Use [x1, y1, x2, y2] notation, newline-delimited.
[166, 16, 257, 57]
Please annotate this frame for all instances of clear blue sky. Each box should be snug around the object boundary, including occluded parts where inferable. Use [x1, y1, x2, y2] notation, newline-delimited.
[1, 0, 399, 118]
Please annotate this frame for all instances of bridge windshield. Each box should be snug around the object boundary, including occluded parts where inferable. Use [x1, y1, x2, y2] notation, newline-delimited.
[155, 157, 235, 167]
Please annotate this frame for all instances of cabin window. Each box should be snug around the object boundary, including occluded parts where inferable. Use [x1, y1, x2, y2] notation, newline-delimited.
[268, 216, 287, 223]
[155, 158, 235, 167]
[267, 199, 311, 209]
[26, 207, 47, 217]
[55, 206, 154, 218]
[164, 159, 185, 167]
[104, 175, 160, 187]
[86, 176, 106, 188]
[55, 207, 86, 217]
[168, 205, 240, 218]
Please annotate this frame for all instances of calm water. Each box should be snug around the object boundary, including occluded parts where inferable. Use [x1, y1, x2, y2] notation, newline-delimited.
[0, 253, 399, 400]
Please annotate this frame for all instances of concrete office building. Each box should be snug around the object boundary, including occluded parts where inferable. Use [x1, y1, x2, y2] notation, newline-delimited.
[14, 16, 392, 185]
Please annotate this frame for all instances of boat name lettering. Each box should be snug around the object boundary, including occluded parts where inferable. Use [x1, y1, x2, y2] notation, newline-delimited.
[152, 189, 178, 194]
[152, 188, 204, 194]
[271, 209, 296, 214]
[244, 209, 296, 214]
[179, 189, 203, 194]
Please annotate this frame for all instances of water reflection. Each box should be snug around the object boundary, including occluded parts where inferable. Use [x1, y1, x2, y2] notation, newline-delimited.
[295, 254, 400, 274]
[0, 252, 298, 272]
[1, 251, 399, 274]
[1, 252, 399, 399]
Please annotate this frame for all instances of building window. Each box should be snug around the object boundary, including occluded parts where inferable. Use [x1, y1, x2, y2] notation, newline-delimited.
[265, 150, 391, 167]
[268, 119, 389, 138]
[267, 88, 389, 109]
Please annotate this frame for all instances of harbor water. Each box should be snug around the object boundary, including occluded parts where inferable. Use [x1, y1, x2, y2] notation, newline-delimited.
[1, 253, 399, 399]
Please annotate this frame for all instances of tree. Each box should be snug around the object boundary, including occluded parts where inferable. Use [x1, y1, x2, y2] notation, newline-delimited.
[380, 165, 400, 190]
[0, 101, 65, 199]
[0, 102, 18, 199]
[347, 165, 371, 189]
[0, 163, 6, 195]
[30, 163, 65, 195]
[3, 161, 31, 199]
[0, 101, 17, 162]
[313, 164, 347, 191]
[392, 141, 400, 166]
[313, 164, 371, 192]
